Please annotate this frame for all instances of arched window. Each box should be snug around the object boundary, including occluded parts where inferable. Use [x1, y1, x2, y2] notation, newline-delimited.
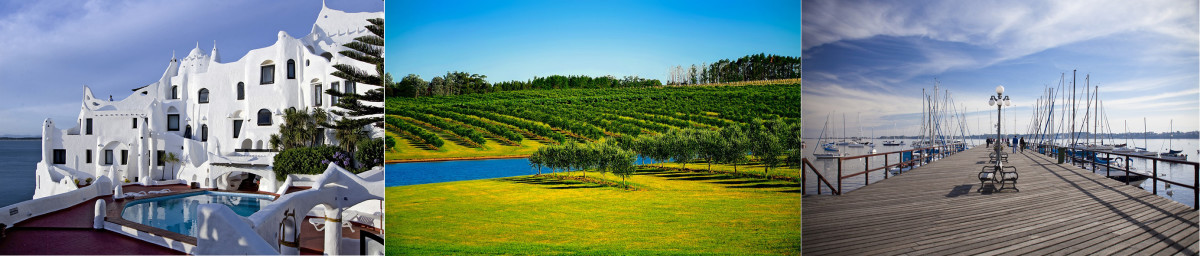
[171, 85, 179, 99]
[260, 60, 275, 85]
[198, 88, 209, 103]
[286, 59, 296, 79]
[236, 82, 245, 100]
[184, 125, 192, 139]
[257, 109, 272, 126]
[201, 124, 208, 142]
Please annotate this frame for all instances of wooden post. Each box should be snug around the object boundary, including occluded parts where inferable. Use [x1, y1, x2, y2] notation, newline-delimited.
[837, 159, 843, 194]
[801, 161, 807, 195]
[1153, 159, 1158, 195]
[884, 154, 889, 179]
[864, 157, 869, 186]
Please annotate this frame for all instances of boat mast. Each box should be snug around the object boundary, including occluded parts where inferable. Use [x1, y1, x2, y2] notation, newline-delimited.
[1071, 70, 1077, 147]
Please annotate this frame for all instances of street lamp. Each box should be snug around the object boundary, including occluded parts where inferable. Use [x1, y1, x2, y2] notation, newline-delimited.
[989, 85, 1011, 167]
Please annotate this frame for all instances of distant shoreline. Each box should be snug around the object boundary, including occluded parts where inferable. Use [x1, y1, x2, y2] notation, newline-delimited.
[0, 137, 40, 141]
[385, 155, 529, 164]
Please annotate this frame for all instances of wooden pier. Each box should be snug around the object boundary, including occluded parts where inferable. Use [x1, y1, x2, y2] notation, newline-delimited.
[803, 146, 1199, 255]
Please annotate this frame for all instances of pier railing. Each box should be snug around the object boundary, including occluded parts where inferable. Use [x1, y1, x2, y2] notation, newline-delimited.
[1035, 144, 1198, 207]
[801, 158, 839, 195]
[802, 143, 968, 195]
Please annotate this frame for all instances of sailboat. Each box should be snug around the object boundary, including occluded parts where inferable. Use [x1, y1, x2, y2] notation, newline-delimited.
[1133, 117, 1159, 156]
[814, 114, 847, 159]
[1111, 120, 1136, 153]
[1159, 119, 1188, 161]
[836, 113, 851, 146]
[868, 130, 877, 154]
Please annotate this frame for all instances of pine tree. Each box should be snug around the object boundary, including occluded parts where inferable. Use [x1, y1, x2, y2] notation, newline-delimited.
[326, 17, 385, 152]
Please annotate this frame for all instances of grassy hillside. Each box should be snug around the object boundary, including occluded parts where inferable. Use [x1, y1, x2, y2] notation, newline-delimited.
[385, 83, 800, 161]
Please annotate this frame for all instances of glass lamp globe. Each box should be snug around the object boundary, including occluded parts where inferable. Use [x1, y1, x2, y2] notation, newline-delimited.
[996, 85, 1005, 94]
[989, 99, 996, 106]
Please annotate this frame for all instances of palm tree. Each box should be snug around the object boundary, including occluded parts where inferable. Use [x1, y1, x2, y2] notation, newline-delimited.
[162, 152, 180, 181]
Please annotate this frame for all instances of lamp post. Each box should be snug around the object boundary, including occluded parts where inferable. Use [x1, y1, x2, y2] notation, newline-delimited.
[989, 85, 1011, 169]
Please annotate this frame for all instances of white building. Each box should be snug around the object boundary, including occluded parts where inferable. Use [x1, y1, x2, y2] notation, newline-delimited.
[33, 4, 383, 198]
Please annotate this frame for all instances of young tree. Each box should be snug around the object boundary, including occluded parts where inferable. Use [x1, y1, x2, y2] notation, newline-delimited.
[719, 125, 750, 173]
[696, 129, 723, 172]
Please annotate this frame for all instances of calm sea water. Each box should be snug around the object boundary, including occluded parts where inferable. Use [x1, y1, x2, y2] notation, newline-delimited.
[802, 138, 1199, 207]
[386, 156, 663, 187]
[0, 140, 39, 208]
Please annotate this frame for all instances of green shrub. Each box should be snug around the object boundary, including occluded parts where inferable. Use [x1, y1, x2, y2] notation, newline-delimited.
[273, 146, 340, 181]
[356, 138, 385, 171]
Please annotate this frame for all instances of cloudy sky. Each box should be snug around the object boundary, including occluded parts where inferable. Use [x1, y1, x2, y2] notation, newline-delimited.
[0, 0, 383, 136]
[802, 0, 1199, 138]
[386, 0, 801, 83]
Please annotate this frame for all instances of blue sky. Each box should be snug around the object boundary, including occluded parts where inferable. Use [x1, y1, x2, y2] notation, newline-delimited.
[0, 0, 383, 136]
[386, 0, 801, 83]
[802, 0, 1200, 138]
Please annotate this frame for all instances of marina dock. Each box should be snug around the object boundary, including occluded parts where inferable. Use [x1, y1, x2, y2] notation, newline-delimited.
[803, 146, 1199, 255]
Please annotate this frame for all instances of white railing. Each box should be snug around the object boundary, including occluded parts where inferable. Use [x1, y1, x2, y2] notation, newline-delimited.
[0, 177, 111, 228]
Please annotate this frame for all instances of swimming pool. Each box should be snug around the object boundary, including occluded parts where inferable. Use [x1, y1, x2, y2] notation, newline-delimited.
[120, 191, 275, 237]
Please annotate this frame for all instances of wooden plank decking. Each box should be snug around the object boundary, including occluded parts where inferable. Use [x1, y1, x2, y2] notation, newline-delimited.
[803, 146, 1199, 255]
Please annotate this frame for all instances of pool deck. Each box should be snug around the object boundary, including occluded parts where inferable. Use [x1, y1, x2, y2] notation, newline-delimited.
[803, 146, 1199, 255]
[0, 184, 376, 254]
[0, 184, 187, 255]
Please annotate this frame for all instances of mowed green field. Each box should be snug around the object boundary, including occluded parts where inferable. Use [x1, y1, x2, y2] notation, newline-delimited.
[385, 131, 549, 161]
[385, 167, 801, 255]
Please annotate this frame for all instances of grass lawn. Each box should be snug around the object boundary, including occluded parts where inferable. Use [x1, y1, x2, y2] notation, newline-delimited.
[654, 161, 802, 180]
[385, 167, 801, 255]
[387, 131, 548, 161]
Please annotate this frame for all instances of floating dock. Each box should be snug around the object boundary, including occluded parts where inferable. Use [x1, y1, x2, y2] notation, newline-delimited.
[803, 146, 1199, 255]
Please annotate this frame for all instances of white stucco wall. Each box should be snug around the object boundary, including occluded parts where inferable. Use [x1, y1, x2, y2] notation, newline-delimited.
[34, 5, 383, 198]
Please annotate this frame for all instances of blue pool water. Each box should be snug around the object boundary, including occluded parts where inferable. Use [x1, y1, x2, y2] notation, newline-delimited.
[121, 191, 274, 237]
[386, 156, 664, 187]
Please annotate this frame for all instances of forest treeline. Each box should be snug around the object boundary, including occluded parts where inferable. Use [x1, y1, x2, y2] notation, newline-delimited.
[385, 53, 800, 98]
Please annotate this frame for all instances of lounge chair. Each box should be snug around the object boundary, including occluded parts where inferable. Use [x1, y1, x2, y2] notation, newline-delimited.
[147, 189, 172, 194]
[308, 214, 355, 232]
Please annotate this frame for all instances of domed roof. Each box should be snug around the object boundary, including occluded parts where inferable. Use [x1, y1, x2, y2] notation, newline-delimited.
[186, 42, 204, 59]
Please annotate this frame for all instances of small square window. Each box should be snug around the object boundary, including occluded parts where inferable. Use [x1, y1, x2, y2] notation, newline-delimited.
[104, 150, 114, 165]
[86, 149, 92, 164]
[85, 118, 93, 135]
[53, 150, 66, 164]
[261, 65, 275, 84]
[167, 114, 180, 131]
[132, 118, 138, 129]
[121, 150, 128, 165]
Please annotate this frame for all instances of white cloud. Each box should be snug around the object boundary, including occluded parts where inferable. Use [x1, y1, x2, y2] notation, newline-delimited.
[803, 0, 1199, 75]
